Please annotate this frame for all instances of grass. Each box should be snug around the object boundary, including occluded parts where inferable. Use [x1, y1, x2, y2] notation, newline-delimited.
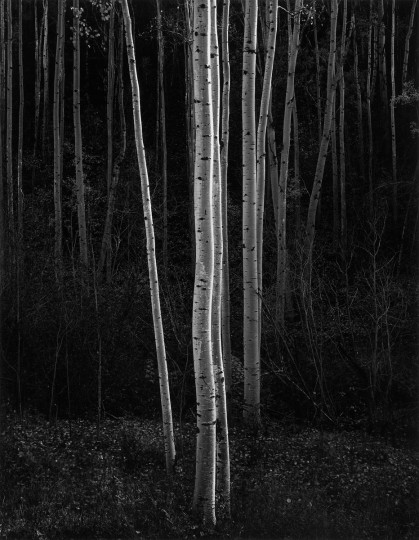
[0, 413, 418, 539]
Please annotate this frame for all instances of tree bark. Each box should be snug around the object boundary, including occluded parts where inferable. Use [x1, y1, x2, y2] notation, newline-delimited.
[402, 0, 417, 86]
[366, 0, 374, 214]
[41, 0, 49, 157]
[339, 0, 347, 253]
[390, 0, 397, 224]
[242, 0, 260, 427]
[120, 0, 176, 475]
[191, 0, 216, 526]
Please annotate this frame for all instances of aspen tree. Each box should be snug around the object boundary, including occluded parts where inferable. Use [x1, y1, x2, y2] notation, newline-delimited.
[390, 0, 397, 224]
[268, 99, 279, 229]
[377, 0, 388, 109]
[256, 0, 278, 333]
[156, 0, 168, 272]
[191, 0, 216, 525]
[402, 0, 417, 86]
[73, 0, 88, 267]
[209, 0, 230, 515]
[338, 0, 347, 253]
[366, 0, 373, 214]
[304, 0, 338, 276]
[120, 0, 176, 475]
[106, 0, 115, 198]
[276, 0, 301, 326]
[292, 100, 301, 233]
[221, 0, 232, 406]
[53, 0, 65, 278]
[41, 0, 49, 157]
[242, 0, 259, 426]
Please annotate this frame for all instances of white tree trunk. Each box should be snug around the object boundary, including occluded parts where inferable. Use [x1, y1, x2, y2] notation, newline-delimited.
[191, 0, 216, 526]
[120, 0, 176, 475]
[242, 0, 259, 426]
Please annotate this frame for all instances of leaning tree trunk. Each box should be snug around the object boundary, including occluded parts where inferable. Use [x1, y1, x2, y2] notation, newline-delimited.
[191, 0, 216, 526]
[304, 0, 338, 281]
[242, 0, 260, 427]
[120, 0, 176, 475]
[73, 0, 88, 267]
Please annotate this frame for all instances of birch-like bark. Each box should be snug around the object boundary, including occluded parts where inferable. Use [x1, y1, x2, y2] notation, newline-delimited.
[402, 0, 417, 86]
[338, 0, 347, 253]
[267, 98, 279, 229]
[73, 0, 88, 267]
[190, 0, 216, 525]
[220, 0, 232, 409]
[377, 0, 388, 109]
[292, 100, 301, 233]
[120, 0, 176, 475]
[53, 0, 65, 278]
[156, 0, 168, 271]
[209, 0, 230, 515]
[33, 0, 43, 160]
[242, 0, 259, 426]
[390, 0, 397, 224]
[304, 0, 338, 276]
[313, 9, 322, 144]
[331, 92, 339, 248]
[276, 0, 301, 326]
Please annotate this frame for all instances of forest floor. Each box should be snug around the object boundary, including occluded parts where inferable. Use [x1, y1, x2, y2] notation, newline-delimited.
[0, 413, 418, 539]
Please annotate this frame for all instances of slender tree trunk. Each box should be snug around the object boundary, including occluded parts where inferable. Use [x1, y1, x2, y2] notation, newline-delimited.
[402, 0, 417, 86]
[331, 91, 339, 248]
[256, 0, 278, 338]
[390, 0, 397, 224]
[33, 0, 43, 161]
[367, 0, 374, 214]
[53, 0, 65, 278]
[73, 0, 88, 267]
[6, 0, 13, 246]
[276, 0, 301, 326]
[377, 0, 388, 110]
[0, 0, 5, 432]
[190, 0, 216, 525]
[106, 1, 115, 198]
[313, 9, 322, 144]
[292, 100, 301, 234]
[209, 0, 230, 515]
[41, 0, 49, 157]
[120, 0, 176, 475]
[220, 0, 232, 411]
[353, 16, 365, 184]
[304, 0, 338, 278]
[242, 0, 259, 427]
[156, 0, 168, 272]
[338, 0, 347, 253]
[267, 98, 279, 229]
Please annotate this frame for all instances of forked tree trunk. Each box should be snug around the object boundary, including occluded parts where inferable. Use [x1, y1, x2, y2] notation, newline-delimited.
[242, 0, 259, 427]
[120, 0, 176, 475]
[210, 0, 230, 515]
[73, 0, 88, 267]
[191, 0, 216, 526]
